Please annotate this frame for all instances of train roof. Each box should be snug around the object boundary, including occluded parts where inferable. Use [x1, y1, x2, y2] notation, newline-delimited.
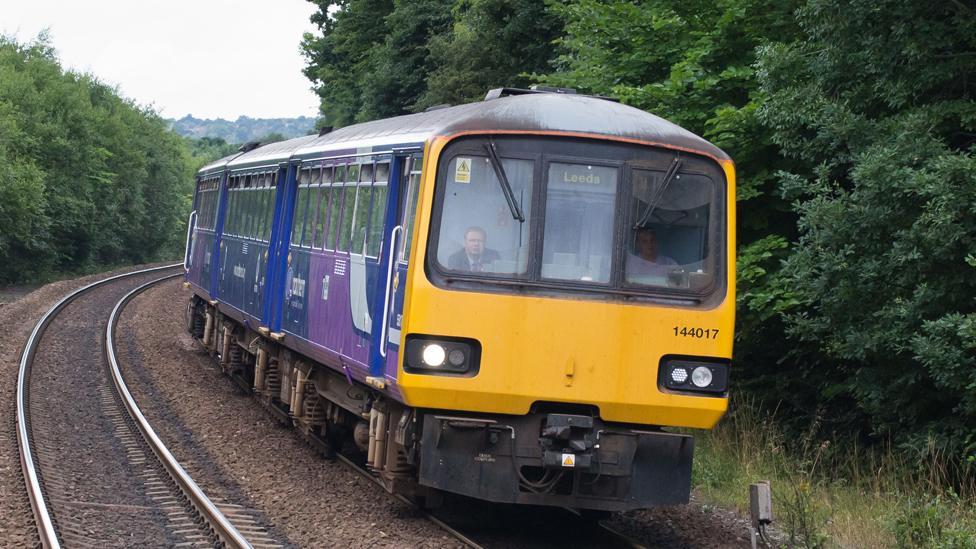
[198, 151, 243, 177]
[197, 93, 728, 177]
[293, 93, 729, 161]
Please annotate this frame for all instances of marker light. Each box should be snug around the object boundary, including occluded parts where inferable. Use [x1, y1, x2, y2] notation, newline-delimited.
[448, 349, 465, 366]
[691, 366, 713, 388]
[422, 344, 446, 367]
[670, 367, 689, 384]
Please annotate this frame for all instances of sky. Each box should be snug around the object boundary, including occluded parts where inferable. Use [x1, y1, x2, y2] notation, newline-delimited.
[2, 0, 322, 120]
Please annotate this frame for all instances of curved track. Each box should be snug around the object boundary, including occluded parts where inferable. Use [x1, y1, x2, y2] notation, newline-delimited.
[16, 266, 254, 548]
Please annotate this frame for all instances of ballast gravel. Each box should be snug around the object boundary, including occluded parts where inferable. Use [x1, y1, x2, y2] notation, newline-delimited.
[118, 279, 463, 548]
[0, 264, 169, 548]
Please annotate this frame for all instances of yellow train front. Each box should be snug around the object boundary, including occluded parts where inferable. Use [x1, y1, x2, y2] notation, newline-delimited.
[186, 87, 734, 512]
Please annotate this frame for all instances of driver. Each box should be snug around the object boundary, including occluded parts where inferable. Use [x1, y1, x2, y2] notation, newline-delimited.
[447, 226, 500, 272]
[626, 227, 677, 277]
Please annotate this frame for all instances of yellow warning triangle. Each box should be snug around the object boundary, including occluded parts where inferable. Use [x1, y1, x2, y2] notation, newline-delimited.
[563, 455, 575, 466]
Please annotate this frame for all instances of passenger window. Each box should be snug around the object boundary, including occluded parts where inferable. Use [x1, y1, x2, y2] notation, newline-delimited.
[350, 165, 373, 255]
[325, 166, 342, 250]
[292, 183, 311, 246]
[367, 183, 387, 258]
[337, 167, 357, 252]
[245, 188, 256, 239]
[541, 163, 618, 283]
[435, 156, 534, 275]
[625, 169, 714, 289]
[375, 162, 390, 183]
[314, 181, 329, 249]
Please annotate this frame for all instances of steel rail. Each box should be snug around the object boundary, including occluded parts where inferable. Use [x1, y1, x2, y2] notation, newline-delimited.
[106, 273, 253, 549]
[16, 264, 182, 549]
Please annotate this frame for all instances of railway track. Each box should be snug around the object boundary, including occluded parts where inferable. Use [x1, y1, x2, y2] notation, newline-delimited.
[15, 265, 261, 548]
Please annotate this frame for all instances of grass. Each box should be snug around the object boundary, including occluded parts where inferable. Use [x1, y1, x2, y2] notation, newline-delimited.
[690, 397, 976, 548]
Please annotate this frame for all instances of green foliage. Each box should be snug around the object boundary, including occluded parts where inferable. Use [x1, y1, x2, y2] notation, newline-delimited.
[183, 136, 239, 168]
[418, 0, 561, 108]
[302, 0, 560, 125]
[301, 0, 455, 126]
[757, 0, 976, 456]
[891, 493, 976, 549]
[0, 36, 193, 284]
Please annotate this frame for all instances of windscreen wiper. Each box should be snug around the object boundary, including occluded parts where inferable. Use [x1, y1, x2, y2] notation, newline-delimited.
[484, 140, 525, 222]
[634, 155, 682, 229]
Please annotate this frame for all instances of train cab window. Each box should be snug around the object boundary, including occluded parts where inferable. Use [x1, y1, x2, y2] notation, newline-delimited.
[625, 169, 715, 291]
[429, 137, 725, 302]
[541, 163, 617, 283]
[434, 156, 534, 276]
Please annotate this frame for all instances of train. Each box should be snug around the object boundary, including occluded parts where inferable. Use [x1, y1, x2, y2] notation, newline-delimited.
[183, 86, 736, 513]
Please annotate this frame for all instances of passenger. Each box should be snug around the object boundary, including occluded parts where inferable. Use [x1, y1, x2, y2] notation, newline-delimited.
[447, 226, 500, 272]
[627, 227, 677, 277]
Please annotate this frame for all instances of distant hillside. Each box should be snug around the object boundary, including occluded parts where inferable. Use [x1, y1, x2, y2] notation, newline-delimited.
[168, 115, 316, 143]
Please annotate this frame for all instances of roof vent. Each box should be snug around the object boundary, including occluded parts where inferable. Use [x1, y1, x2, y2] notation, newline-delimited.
[238, 141, 261, 153]
[484, 86, 617, 102]
[318, 125, 334, 136]
[425, 103, 452, 112]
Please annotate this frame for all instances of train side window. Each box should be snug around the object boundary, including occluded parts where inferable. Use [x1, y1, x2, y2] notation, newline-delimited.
[326, 166, 343, 251]
[265, 172, 278, 241]
[244, 185, 256, 240]
[541, 163, 618, 283]
[226, 179, 239, 236]
[337, 165, 357, 252]
[258, 176, 271, 242]
[399, 164, 422, 262]
[314, 167, 332, 249]
[366, 180, 388, 258]
[435, 156, 534, 276]
[350, 163, 373, 255]
[375, 162, 390, 184]
[291, 175, 310, 247]
[310, 171, 326, 249]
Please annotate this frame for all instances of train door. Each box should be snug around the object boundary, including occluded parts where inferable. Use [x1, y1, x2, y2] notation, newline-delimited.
[368, 152, 422, 381]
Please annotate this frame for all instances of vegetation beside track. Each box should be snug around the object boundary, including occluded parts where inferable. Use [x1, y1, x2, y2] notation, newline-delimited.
[0, 36, 194, 284]
[694, 400, 976, 547]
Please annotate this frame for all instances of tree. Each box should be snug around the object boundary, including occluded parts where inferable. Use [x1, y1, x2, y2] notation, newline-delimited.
[0, 36, 192, 283]
[757, 0, 976, 456]
[301, 0, 454, 126]
[417, 0, 562, 108]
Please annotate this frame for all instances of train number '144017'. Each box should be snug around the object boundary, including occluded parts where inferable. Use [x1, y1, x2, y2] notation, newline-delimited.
[673, 326, 719, 339]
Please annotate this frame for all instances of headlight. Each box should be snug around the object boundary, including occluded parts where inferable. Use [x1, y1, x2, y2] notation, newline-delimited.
[405, 335, 481, 376]
[422, 344, 446, 367]
[691, 366, 713, 388]
[659, 357, 729, 396]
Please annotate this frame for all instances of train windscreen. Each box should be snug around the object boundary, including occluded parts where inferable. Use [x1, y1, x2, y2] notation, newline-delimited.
[430, 136, 725, 299]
